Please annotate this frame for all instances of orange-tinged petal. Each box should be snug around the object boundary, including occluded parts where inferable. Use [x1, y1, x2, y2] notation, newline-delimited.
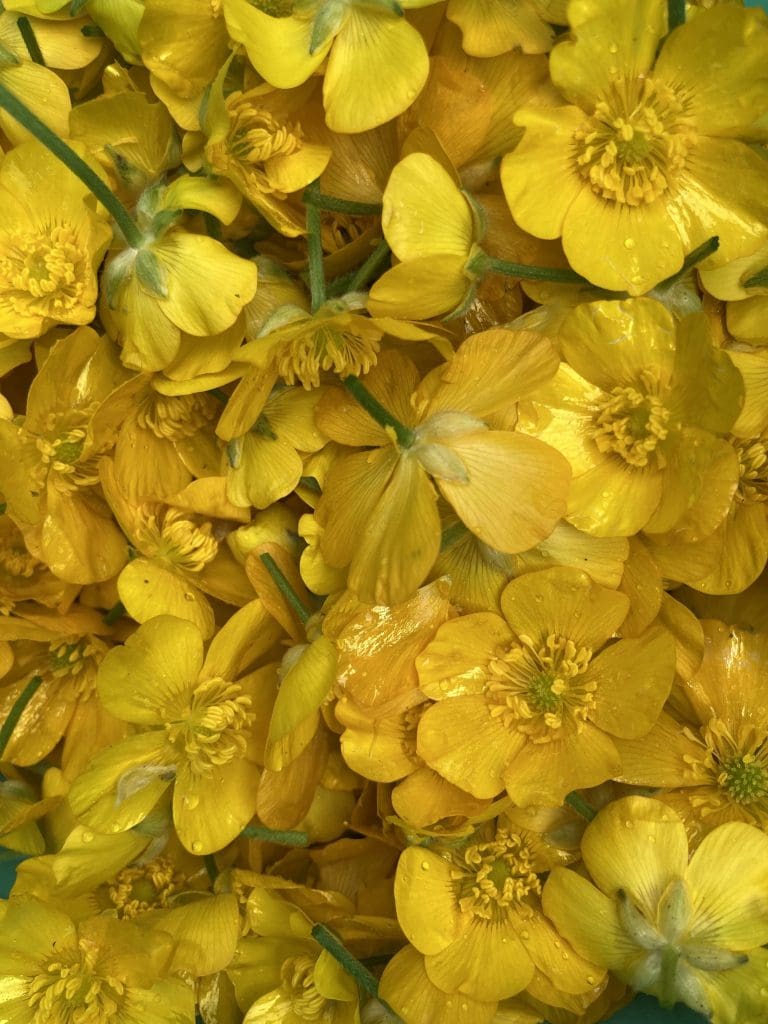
[436, 430, 570, 554]
[500, 566, 629, 651]
[417, 694, 520, 799]
[581, 796, 688, 919]
[395, 847, 460, 955]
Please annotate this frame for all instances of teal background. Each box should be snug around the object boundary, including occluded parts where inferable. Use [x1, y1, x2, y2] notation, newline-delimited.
[2, 2, 767, 1021]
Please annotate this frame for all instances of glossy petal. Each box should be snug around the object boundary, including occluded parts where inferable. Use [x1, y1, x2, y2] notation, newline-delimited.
[395, 847, 459, 955]
[174, 755, 260, 855]
[380, 944, 497, 1024]
[222, 0, 330, 88]
[425, 914, 534, 1001]
[118, 559, 215, 639]
[367, 255, 471, 320]
[417, 612, 513, 699]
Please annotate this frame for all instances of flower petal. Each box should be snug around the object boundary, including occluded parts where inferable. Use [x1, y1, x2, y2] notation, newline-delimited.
[395, 847, 460, 955]
[425, 914, 534, 1001]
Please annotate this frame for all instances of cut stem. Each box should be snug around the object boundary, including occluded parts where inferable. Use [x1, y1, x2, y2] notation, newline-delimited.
[667, 0, 685, 31]
[304, 180, 327, 313]
[0, 81, 143, 248]
[0, 676, 43, 760]
[343, 375, 415, 449]
[302, 189, 382, 217]
[258, 553, 310, 626]
[565, 791, 597, 822]
[241, 824, 310, 847]
[17, 17, 44, 64]
[311, 924, 381, 999]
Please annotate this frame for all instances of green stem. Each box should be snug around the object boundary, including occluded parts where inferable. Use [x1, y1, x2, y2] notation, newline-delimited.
[311, 924, 381, 999]
[472, 252, 588, 285]
[667, 0, 685, 31]
[343, 375, 415, 449]
[565, 792, 597, 822]
[0, 81, 143, 248]
[203, 853, 218, 882]
[103, 600, 126, 625]
[659, 946, 679, 1008]
[302, 189, 382, 217]
[258, 553, 310, 626]
[0, 676, 43, 760]
[241, 825, 310, 847]
[658, 235, 719, 289]
[744, 265, 768, 289]
[349, 239, 391, 292]
[17, 17, 44, 64]
[0, 503, 6, 515]
[304, 180, 327, 313]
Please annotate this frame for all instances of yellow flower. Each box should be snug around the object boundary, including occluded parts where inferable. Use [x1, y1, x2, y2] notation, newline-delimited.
[0, 775, 58, 856]
[0, 897, 195, 1024]
[0, 327, 133, 584]
[68, 605, 282, 854]
[543, 796, 768, 1021]
[222, 0, 442, 134]
[0, 12, 72, 145]
[316, 329, 570, 604]
[446, 0, 566, 56]
[201, 63, 332, 238]
[0, 140, 111, 337]
[501, 0, 768, 293]
[394, 814, 604, 1003]
[100, 461, 254, 639]
[0, 515, 78, 614]
[416, 566, 675, 806]
[615, 622, 768, 837]
[518, 298, 743, 537]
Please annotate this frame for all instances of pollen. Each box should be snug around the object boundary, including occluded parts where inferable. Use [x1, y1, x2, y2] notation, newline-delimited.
[0, 226, 88, 320]
[135, 507, 219, 572]
[455, 827, 541, 920]
[31, 409, 101, 491]
[733, 436, 768, 504]
[273, 316, 381, 389]
[486, 632, 595, 740]
[592, 383, 670, 468]
[108, 856, 187, 918]
[573, 78, 693, 206]
[281, 955, 327, 1021]
[27, 943, 126, 1023]
[164, 676, 254, 777]
[135, 391, 218, 440]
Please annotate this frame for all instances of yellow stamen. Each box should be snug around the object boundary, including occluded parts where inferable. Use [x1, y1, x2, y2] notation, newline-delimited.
[455, 827, 541, 921]
[164, 677, 254, 777]
[592, 384, 670, 468]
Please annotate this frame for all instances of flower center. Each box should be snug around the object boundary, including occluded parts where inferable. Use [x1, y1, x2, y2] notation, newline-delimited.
[135, 391, 217, 441]
[135, 507, 219, 572]
[683, 718, 768, 824]
[28, 944, 126, 1023]
[592, 384, 670, 468]
[720, 755, 768, 804]
[30, 409, 102, 492]
[734, 437, 768, 504]
[227, 98, 303, 165]
[281, 955, 326, 1021]
[486, 633, 595, 741]
[164, 676, 254, 777]
[0, 226, 88, 319]
[455, 828, 541, 921]
[0, 531, 38, 579]
[574, 79, 692, 206]
[108, 857, 186, 918]
[272, 313, 381, 389]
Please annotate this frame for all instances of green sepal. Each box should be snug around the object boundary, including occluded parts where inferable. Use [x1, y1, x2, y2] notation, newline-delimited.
[135, 247, 168, 298]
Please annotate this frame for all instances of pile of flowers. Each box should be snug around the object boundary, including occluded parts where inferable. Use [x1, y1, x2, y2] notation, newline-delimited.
[2, 0, 768, 1021]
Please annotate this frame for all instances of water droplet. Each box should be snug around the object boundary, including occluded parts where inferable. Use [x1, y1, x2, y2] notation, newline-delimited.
[521, 929, 530, 940]
[183, 794, 199, 810]
[420, 860, 430, 871]
[624, 819, 634, 828]
[648, 834, 656, 843]
[608, 43, 618, 53]
[111, 824, 122, 833]
[562, 951, 570, 960]
[587, 975, 595, 985]
[192, 840, 203, 853]
[501, 937, 509, 944]
[460, 1004, 468, 1012]
[624, 237, 636, 250]
[534, 594, 543, 602]
[184, 592, 194, 602]
[554, 939, 561, 949]
[724, 579, 733, 590]
[81, 830, 94, 844]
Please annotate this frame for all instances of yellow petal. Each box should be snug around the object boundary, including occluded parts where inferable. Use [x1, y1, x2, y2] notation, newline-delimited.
[447, 0, 553, 56]
[145, 893, 241, 976]
[324, 9, 429, 132]
[425, 915, 533, 1001]
[614, 712, 704, 788]
[416, 694, 520, 799]
[174, 755, 260, 855]
[222, 0, 330, 88]
[266, 638, 336, 771]
[381, 153, 473, 262]
[395, 847, 460, 955]
[500, 566, 629, 651]
[42, 488, 128, 585]
[0, 62, 70, 145]
[542, 867, 636, 970]
[0, 898, 77, 970]
[381, 944, 498, 1024]
[436, 431, 570, 554]
[587, 627, 675, 739]
[516, 910, 605, 995]
[367, 254, 471, 320]
[117, 559, 216, 639]
[581, 795, 688, 920]
[96, 615, 203, 724]
[417, 612, 513, 699]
